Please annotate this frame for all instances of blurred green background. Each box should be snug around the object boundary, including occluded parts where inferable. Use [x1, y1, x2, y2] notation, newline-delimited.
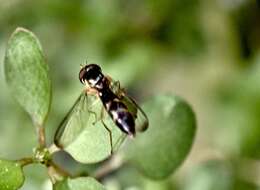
[0, 0, 260, 189]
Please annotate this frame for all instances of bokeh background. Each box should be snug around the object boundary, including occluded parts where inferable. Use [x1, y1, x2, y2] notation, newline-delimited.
[0, 0, 260, 189]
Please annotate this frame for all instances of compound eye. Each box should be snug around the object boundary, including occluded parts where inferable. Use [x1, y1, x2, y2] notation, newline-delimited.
[79, 67, 87, 84]
[87, 68, 101, 83]
[79, 64, 103, 87]
[87, 64, 101, 72]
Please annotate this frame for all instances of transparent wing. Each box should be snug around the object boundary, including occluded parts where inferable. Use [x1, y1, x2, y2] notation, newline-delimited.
[110, 80, 149, 132]
[54, 92, 90, 148]
[54, 91, 127, 159]
[120, 95, 149, 132]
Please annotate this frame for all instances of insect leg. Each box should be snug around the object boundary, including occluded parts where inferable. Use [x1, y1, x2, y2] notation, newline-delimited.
[86, 96, 99, 125]
[84, 88, 101, 124]
[113, 134, 126, 151]
[101, 107, 113, 154]
[88, 109, 98, 125]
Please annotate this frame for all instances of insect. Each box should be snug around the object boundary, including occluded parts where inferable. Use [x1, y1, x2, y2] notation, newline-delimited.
[54, 63, 148, 153]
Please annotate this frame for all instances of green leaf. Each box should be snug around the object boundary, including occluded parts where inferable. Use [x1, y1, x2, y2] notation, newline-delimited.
[183, 160, 260, 190]
[4, 27, 51, 126]
[54, 93, 126, 164]
[183, 161, 233, 190]
[0, 159, 25, 190]
[54, 177, 105, 190]
[105, 166, 175, 190]
[123, 94, 196, 179]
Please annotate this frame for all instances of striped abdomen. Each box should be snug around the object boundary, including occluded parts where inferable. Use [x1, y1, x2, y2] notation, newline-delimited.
[99, 88, 135, 136]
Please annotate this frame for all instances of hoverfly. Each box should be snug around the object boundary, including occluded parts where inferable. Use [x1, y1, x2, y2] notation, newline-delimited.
[54, 63, 148, 153]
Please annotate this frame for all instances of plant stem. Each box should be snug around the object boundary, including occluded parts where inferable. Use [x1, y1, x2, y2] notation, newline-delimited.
[37, 125, 46, 148]
[18, 157, 34, 167]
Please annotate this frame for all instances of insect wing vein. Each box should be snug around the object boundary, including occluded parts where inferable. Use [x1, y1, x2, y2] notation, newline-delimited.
[121, 95, 149, 132]
[54, 92, 90, 147]
[109, 79, 149, 133]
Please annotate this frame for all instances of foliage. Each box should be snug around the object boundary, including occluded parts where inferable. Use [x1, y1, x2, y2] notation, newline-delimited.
[4, 28, 51, 127]
[124, 95, 196, 179]
[1, 0, 260, 189]
[1, 28, 196, 189]
[53, 177, 105, 190]
[0, 159, 24, 190]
